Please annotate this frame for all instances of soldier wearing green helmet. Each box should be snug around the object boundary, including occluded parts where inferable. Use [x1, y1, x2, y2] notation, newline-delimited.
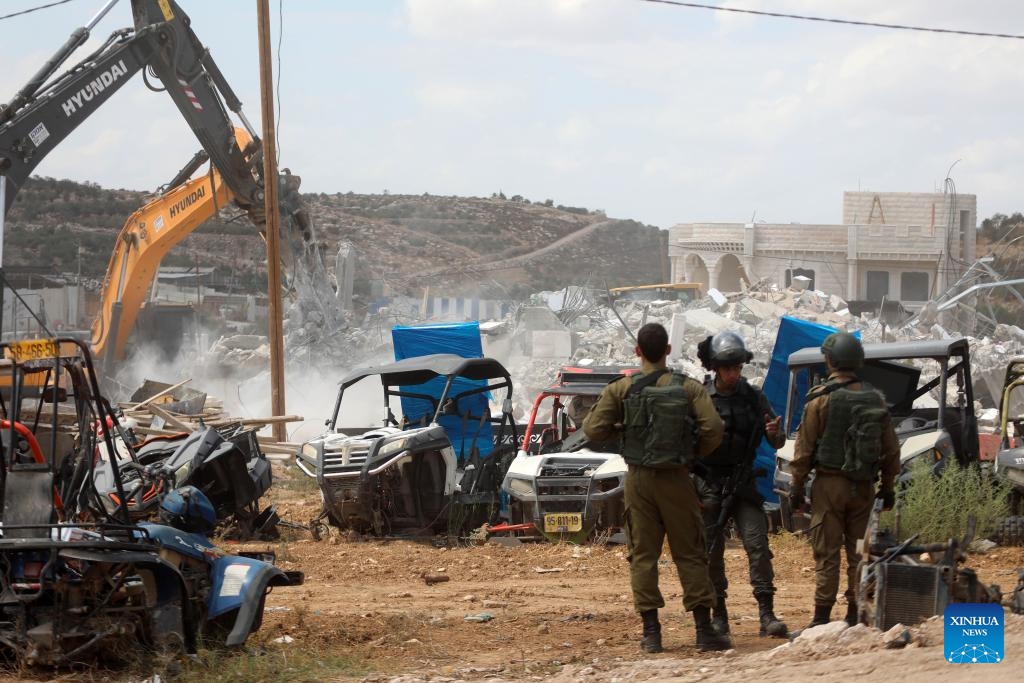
[789, 332, 900, 629]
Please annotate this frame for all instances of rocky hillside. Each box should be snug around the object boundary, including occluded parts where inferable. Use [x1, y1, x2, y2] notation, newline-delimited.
[5, 178, 667, 299]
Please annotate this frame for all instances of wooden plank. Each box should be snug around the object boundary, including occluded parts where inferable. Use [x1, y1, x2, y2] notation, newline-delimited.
[135, 425, 188, 437]
[146, 404, 192, 432]
[259, 443, 299, 455]
[128, 378, 192, 411]
[256, 436, 304, 448]
[205, 414, 304, 427]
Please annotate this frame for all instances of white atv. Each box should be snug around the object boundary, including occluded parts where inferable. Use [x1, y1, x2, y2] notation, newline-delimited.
[296, 354, 518, 537]
[501, 366, 636, 542]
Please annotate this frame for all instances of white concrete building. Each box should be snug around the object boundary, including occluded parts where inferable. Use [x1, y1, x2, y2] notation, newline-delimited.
[669, 191, 977, 308]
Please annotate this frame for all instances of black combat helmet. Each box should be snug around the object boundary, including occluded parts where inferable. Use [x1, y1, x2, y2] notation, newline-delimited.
[706, 331, 753, 369]
[820, 331, 864, 370]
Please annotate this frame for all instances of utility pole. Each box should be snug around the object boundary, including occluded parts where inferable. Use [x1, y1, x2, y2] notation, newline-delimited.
[257, 0, 287, 441]
[0, 175, 5, 341]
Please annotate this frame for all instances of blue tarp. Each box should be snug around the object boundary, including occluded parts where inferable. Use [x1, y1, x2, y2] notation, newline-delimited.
[392, 322, 493, 459]
[755, 316, 851, 501]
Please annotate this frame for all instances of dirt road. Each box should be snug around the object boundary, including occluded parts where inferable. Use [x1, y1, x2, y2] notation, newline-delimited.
[253, 467, 1024, 681]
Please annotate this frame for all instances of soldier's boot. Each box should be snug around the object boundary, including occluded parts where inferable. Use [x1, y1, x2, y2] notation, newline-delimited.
[711, 594, 730, 636]
[845, 600, 858, 627]
[806, 604, 832, 629]
[756, 594, 788, 638]
[693, 605, 733, 652]
[639, 609, 663, 653]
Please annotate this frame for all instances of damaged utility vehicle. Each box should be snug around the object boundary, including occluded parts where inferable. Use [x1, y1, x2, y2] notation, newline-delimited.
[992, 358, 1024, 545]
[296, 354, 518, 537]
[501, 366, 635, 542]
[0, 338, 301, 667]
[774, 338, 979, 532]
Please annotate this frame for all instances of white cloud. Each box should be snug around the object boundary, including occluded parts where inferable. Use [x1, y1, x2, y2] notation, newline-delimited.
[4, 0, 1024, 232]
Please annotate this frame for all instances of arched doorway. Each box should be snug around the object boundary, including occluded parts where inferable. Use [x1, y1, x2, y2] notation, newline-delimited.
[683, 253, 709, 291]
[716, 253, 743, 292]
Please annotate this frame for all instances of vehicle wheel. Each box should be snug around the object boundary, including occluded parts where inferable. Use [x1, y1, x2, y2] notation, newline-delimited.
[991, 515, 1024, 546]
[320, 491, 345, 527]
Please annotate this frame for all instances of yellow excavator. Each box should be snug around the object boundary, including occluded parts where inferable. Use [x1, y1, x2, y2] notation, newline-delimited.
[88, 131, 338, 369]
[0, 1, 343, 373]
[90, 127, 250, 366]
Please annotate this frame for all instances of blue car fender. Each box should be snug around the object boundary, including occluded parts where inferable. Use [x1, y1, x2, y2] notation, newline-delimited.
[208, 554, 290, 646]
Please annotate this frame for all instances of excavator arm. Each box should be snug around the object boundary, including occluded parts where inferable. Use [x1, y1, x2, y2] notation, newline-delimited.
[3, 1, 342, 367]
[1, 0, 264, 225]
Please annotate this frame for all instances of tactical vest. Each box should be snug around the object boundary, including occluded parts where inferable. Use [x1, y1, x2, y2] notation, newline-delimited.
[703, 379, 759, 468]
[620, 371, 696, 469]
[814, 382, 889, 481]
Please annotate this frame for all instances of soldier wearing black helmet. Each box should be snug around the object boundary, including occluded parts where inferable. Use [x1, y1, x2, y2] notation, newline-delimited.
[789, 332, 900, 629]
[695, 331, 788, 639]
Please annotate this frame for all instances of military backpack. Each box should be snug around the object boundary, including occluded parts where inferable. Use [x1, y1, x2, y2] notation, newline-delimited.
[620, 370, 696, 469]
[814, 381, 889, 480]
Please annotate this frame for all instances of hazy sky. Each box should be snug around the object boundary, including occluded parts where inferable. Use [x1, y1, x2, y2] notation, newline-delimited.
[1, 0, 1021, 228]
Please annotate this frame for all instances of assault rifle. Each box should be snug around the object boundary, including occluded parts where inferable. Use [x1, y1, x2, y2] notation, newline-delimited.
[705, 412, 766, 557]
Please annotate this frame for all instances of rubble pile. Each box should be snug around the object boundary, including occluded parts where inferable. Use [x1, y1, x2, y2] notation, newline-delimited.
[496, 281, 1024, 417]
[197, 276, 1023, 421]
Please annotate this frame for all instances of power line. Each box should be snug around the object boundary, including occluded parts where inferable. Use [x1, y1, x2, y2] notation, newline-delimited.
[0, 0, 77, 22]
[640, 0, 1024, 40]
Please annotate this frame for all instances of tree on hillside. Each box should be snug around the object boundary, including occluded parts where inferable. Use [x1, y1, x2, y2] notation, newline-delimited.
[980, 212, 1024, 243]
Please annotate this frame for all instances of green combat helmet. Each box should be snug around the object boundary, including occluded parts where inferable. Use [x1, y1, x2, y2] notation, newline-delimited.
[820, 332, 864, 370]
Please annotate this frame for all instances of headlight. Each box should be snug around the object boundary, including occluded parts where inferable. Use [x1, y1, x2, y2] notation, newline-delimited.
[507, 478, 534, 497]
[378, 438, 409, 458]
[174, 460, 191, 485]
[301, 443, 319, 460]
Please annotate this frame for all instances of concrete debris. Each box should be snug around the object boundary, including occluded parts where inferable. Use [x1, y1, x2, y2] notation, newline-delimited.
[792, 620, 849, 644]
[195, 267, 1024, 433]
[683, 309, 743, 337]
[734, 297, 784, 325]
[968, 538, 998, 554]
[707, 288, 728, 311]
[791, 275, 812, 291]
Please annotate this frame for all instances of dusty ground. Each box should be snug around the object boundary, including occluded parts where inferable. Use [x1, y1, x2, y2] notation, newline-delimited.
[240, 464, 1024, 681]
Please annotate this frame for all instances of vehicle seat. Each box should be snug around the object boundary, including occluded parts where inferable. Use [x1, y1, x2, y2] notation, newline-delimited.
[3, 463, 54, 538]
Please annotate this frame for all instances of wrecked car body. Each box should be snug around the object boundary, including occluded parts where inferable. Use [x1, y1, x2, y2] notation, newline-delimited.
[501, 366, 634, 542]
[92, 424, 276, 538]
[0, 338, 302, 667]
[774, 338, 979, 532]
[296, 353, 518, 537]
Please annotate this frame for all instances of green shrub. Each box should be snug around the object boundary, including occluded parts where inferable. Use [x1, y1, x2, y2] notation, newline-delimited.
[881, 459, 1011, 543]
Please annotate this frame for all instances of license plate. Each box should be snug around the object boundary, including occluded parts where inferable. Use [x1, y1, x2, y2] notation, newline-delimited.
[543, 512, 583, 533]
[8, 339, 60, 363]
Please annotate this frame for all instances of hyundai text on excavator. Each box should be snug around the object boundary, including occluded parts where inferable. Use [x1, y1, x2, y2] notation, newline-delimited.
[0, 1, 338, 373]
[1, 0, 266, 219]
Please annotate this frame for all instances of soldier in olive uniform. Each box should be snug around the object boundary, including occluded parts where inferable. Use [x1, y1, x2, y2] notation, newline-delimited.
[789, 332, 900, 628]
[583, 323, 731, 653]
[695, 331, 788, 638]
